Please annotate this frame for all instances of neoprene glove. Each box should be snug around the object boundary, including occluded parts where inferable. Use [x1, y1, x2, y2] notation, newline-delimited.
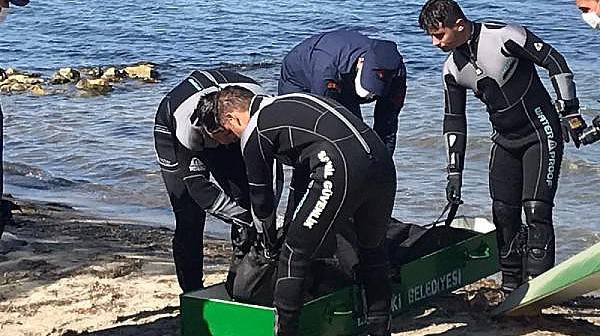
[561, 116, 587, 148]
[254, 214, 281, 259]
[446, 173, 462, 205]
[557, 99, 587, 148]
[231, 210, 253, 227]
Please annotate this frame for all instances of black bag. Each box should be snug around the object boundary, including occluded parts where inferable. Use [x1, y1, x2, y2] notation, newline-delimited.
[228, 233, 355, 307]
[231, 244, 278, 307]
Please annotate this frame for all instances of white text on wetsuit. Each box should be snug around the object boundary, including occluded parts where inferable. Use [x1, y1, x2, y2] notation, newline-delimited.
[535, 107, 557, 187]
[303, 151, 335, 229]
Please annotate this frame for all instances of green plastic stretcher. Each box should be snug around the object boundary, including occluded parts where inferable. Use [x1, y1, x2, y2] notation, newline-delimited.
[180, 217, 500, 336]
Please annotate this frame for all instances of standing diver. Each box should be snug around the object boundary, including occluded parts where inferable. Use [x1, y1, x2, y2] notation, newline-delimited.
[419, 0, 594, 293]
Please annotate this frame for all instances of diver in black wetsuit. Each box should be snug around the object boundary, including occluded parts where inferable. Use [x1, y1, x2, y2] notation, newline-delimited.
[419, 0, 592, 293]
[153, 70, 264, 292]
[214, 86, 396, 336]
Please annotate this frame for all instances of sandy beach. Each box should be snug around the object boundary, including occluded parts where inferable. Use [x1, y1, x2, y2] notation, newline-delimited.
[0, 196, 598, 336]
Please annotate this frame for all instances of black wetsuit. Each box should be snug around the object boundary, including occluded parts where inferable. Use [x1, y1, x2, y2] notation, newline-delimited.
[278, 29, 407, 155]
[153, 70, 263, 292]
[241, 93, 396, 336]
[443, 22, 576, 290]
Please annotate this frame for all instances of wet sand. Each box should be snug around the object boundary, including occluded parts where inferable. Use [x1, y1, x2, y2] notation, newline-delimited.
[0, 197, 598, 336]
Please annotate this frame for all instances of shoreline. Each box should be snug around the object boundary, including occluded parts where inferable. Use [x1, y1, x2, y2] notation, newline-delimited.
[0, 196, 598, 335]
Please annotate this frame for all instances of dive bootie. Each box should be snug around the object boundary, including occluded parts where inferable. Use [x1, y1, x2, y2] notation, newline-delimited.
[523, 201, 555, 279]
[492, 200, 526, 293]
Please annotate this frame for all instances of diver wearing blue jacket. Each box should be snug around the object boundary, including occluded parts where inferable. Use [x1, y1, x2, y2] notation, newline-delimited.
[278, 29, 407, 155]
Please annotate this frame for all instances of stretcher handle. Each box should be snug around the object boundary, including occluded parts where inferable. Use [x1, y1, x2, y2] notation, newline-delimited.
[465, 244, 491, 260]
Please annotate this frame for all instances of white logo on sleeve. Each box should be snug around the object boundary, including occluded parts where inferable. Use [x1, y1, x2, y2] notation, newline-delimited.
[534, 43, 544, 52]
[189, 157, 202, 172]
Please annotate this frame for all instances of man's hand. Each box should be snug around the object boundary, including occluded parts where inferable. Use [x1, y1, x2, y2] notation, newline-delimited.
[561, 115, 587, 148]
[446, 173, 462, 205]
[324, 80, 342, 101]
[556, 99, 588, 148]
[253, 215, 281, 259]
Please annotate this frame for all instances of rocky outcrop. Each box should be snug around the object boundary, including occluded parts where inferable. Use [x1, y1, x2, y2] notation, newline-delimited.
[75, 78, 112, 94]
[100, 67, 126, 81]
[123, 63, 159, 82]
[0, 70, 46, 94]
[49, 68, 81, 84]
[0, 62, 160, 96]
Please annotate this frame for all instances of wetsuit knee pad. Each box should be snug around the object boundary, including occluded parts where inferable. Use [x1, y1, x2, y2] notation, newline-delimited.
[492, 200, 525, 292]
[523, 201, 555, 278]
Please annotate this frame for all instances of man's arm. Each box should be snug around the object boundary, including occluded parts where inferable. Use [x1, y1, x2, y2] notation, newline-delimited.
[180, 152, 250, 225]
[502, 25, 575, 101]
[373, 67, 407, 155]
[443, 68, 468, 204]
[502, 25, 587, 146]
[242, 130, 278, 252]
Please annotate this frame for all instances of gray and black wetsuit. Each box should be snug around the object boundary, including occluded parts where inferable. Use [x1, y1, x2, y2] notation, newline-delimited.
[154, 70, 263, 292]
[443, 21, 576, 290]
[241, 94, 396, 336]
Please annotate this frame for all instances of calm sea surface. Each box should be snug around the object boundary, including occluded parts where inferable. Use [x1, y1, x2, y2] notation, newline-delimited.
[1, 0, 598, 261]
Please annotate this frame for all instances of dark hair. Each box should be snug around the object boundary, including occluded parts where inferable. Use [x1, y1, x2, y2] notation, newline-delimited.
[418, 0, 467, 31]
[216, 86, 255, 126]
[191, 91, 221, 132]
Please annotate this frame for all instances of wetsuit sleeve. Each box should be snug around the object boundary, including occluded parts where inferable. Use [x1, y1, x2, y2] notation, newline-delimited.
[242, 129, 277, 240]
[502, 25, 576, 101]
[373, 66, 407, 155]
[181, 154, 248, 222]
[442, 66, 467, 174]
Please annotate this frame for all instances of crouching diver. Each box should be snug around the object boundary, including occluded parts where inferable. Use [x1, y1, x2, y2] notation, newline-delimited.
[153, 70, 264, 292]
[214, 87, 396, 336]
[419, 0, 594, 293]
